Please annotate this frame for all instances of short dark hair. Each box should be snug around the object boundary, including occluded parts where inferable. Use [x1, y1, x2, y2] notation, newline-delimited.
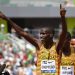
[40, 27, 55, 35]
[62, 32, 71, 56]
[66, 32, 71, 40]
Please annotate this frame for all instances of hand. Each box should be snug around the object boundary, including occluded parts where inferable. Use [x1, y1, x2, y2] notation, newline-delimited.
[60, 4, 66, 16]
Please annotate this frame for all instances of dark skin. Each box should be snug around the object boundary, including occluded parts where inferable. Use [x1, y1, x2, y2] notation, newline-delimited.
[62, 32, 71, 56]
[0, 5, 67, 75]
[39, 27, 54, 49]
[62, 44, 71, 56]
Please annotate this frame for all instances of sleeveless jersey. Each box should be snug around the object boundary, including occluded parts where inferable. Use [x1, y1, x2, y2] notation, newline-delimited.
[36, 44, 58, 75]
[60, 45, 75, 75]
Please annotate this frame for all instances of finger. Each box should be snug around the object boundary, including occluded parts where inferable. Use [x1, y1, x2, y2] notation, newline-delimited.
[60, 4, 62, 9]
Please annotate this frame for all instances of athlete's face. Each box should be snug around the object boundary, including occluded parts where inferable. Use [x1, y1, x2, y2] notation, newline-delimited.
[39, 28, 53, 42]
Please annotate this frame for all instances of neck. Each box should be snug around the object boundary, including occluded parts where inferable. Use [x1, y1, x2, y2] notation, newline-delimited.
[43, 40, 54, 49]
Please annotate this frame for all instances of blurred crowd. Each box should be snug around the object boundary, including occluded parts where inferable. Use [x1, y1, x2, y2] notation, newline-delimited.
[0, 31, 75, 75]
[0, 32, 37, 75]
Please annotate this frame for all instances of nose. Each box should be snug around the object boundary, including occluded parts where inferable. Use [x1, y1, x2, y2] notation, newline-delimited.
[40, 33, 47, 38]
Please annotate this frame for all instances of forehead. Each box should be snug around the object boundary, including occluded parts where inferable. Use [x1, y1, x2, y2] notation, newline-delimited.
[40, 27, 53, 33]
[71, 39, 75, 44]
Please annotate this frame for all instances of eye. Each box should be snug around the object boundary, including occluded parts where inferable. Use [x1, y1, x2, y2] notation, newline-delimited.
[40, 33, 44, 34]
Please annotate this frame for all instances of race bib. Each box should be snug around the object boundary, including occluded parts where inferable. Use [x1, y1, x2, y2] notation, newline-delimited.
[60, 66, 74, 75]
[41, 60, 56, 73]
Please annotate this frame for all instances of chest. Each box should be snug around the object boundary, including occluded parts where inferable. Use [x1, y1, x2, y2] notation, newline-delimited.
[37, 45, 57, 60]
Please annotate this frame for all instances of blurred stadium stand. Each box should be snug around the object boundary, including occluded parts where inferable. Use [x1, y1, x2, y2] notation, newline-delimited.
[0, 0, 65, 7]
[0, 0, 75, 17]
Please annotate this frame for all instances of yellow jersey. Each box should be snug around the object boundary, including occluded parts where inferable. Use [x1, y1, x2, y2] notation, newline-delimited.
[60, 45, 75, 75]
[36, 44, 58, 75]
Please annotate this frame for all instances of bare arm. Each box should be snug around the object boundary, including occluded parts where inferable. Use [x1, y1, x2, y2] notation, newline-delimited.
[56, 5, 67, 54]
[0, 12, 39, 50]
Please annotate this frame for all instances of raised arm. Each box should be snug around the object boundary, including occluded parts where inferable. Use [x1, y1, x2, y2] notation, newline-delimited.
[0, 12, 39, 50]
[56, 5, 67, 54]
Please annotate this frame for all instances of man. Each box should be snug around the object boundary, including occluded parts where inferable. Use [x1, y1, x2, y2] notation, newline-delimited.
[62, 32, 71, 56]
[60, 32, 75, 75]
[0, 5, 67, 75]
